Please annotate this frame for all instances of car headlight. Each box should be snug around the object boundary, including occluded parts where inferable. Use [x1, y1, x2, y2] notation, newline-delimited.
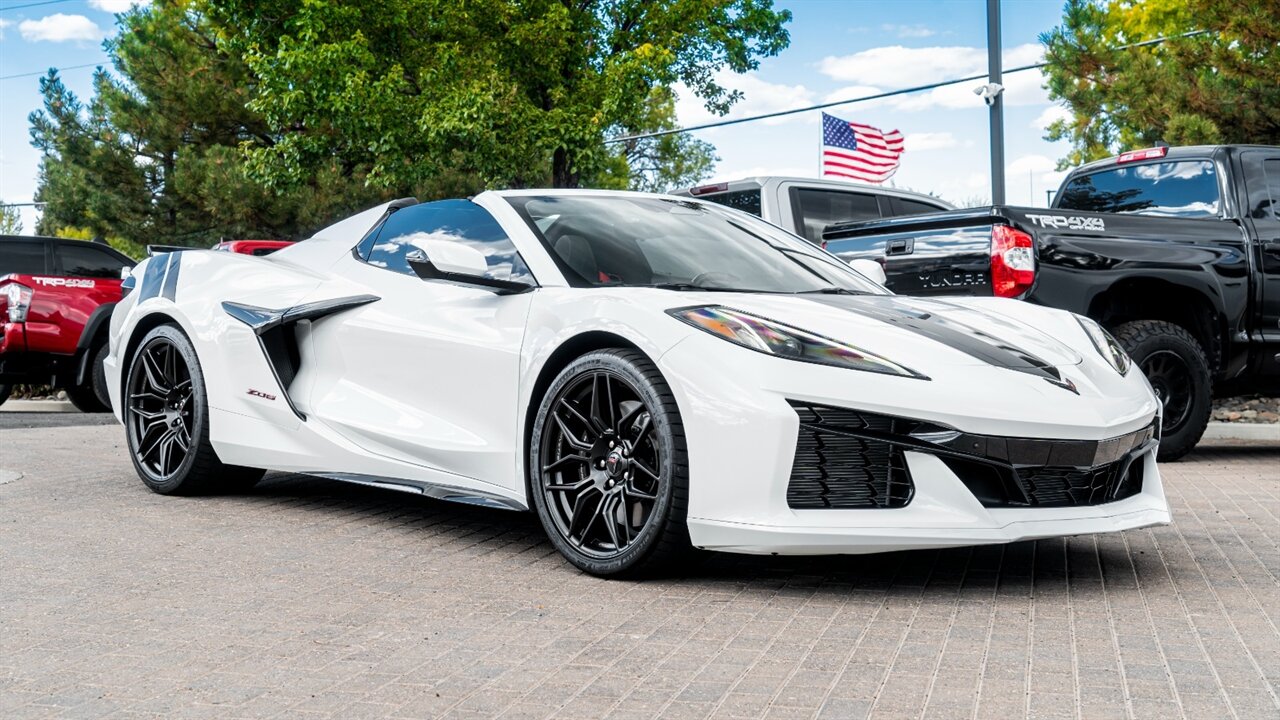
[1076, 316, 1130, 375]
[668, 306, 926, 379]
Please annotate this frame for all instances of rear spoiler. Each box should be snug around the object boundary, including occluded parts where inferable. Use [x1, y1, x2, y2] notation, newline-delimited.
[145, 244, 191, 257]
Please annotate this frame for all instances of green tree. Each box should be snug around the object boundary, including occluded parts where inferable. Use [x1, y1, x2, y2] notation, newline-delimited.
[207, 0, 787, 190]
[592, 87, 718, 193]
[0, 203, 21, 234]
[30, 1, 386, 246]
[1042, 0, 1280, 168]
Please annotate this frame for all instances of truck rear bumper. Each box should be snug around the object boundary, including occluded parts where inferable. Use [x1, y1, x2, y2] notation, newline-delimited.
[0, 348, 77, 386]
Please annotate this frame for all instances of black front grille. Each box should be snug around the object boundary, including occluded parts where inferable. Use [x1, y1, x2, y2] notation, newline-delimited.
[1017, 458, 1144, 507]
[787, 403, 916, 509]
[786, 401, 1156, 511]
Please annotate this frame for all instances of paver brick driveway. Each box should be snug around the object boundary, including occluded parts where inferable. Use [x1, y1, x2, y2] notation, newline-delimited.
[1, 421, 1278, 719]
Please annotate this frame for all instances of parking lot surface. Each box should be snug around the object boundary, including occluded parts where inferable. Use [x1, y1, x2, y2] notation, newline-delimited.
[1, 419, 1278, 720]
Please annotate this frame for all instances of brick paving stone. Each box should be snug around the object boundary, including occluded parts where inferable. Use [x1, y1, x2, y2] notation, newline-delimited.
[1, 426, 1278, 719]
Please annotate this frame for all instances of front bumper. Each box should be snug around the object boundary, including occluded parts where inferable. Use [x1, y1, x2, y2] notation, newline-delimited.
[659, 332, 1169, 556]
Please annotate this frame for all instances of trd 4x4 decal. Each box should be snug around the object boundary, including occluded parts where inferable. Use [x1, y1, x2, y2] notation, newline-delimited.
[1024, 214, 1107, 231]
[32, 277, 96, 288]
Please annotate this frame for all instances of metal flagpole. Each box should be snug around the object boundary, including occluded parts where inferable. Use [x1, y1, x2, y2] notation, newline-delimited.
[987, 0, 1006, 205]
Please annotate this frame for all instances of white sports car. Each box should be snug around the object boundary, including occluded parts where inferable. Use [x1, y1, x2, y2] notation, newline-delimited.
[107, 190, 1169, 576]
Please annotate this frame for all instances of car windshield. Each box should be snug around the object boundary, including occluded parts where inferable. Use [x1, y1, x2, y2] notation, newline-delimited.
[505, 194, 887, 294]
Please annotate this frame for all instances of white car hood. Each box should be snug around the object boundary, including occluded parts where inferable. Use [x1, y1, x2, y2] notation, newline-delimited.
[670, 291, 1085, 374]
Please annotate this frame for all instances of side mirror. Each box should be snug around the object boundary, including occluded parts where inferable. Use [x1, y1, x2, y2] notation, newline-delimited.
[404, 240, 533, 295]
[413, 238, 488, 277]
[120, 266, 133, 280]
[848, 258, 887, 286]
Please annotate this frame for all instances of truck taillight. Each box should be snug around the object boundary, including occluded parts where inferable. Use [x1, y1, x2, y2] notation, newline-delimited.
[1116, 146, 1168, 164]
[3, 281, 34, 323]
[689, 182, 728, 196]
[991, 225, 1035, 298]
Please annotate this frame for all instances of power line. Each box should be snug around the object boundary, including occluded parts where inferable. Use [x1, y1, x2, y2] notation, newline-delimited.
[605, 29, 1211, 145]
[0, 60, 108, 81]
[0, 0, 78, 12]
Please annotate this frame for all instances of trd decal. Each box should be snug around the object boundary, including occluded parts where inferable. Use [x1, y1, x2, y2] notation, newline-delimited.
[1025, 214, 1106, 231]
[32, 277, 95, 288]
[246, 388, 277, 401]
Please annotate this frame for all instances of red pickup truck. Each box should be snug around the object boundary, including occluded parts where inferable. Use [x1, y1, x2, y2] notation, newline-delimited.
[1, 236, 296, 410]
[1, 235, 135, 410]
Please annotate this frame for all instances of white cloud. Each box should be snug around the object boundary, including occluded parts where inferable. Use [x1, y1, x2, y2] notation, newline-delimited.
[905, 132, 958, 151]
[1033, 105, 1072, 132]
[818, 43, 1047, 109]
[882, 24, 936, 39]
[88, 0, 151, 12]
[18, 14, 106, 42]
[675, 71, 816, 128]
[0, 19, 11, 39]
[1006, 154, 1068, 205]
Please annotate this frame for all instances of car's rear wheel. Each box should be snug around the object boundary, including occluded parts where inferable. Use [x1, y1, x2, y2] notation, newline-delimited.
[125, 324, 263, 495]
[1113, 320, 1211, 462]
[529, 349, 691, 577]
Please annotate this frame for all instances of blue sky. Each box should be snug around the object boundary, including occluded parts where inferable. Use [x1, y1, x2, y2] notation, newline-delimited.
[0, 0, 1073, 234]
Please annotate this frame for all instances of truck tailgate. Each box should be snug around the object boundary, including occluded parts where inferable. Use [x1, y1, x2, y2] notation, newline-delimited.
[823, 209, 997, 296]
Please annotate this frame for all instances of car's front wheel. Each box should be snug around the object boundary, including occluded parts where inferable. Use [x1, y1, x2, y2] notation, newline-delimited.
[529, 349, 691, 577]
[124, 324, 263, 495]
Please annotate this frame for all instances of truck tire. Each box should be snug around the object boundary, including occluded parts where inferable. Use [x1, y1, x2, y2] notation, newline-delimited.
[0, 384, 10, 407]
[1112, 320, 1211, 462]
[66, 343, 111, 413]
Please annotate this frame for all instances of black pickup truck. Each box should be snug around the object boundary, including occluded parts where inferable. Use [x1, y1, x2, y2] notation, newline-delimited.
[823, 144, 1280, 460]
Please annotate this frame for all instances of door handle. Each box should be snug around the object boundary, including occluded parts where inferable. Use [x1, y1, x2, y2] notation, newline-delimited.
[1264, 241, 1280, 256]
[886, 238, 915, 256]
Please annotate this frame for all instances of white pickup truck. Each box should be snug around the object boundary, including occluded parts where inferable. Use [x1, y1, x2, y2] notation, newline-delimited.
[672, 176, 953, 245]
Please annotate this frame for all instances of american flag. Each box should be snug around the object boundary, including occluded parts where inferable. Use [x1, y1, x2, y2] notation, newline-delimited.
[821, 112, 904, 184]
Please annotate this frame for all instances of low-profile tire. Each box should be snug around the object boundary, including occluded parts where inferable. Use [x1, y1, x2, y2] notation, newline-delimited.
[529, 349, 691, 578]
[1112, 320, 1211, 462]
[124, 324, 264, 495]
[0, 384, 10, 407]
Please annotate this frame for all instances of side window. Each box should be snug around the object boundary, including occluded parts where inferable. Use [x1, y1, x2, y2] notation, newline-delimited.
[698, 190, 763, 217]
[363, 200, 533, 283]
[0, 241, 48, 275]
[889, 197, 945, 217]
[1257, 158, 1280, 221]
[790, 188, 880, 242]
[57, 243, 127, 278]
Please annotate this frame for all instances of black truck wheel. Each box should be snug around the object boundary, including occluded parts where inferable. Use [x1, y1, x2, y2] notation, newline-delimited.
[1112, 320, 1211, 462]
[0, 384, 10, 407]
[66, 342, 113, 413]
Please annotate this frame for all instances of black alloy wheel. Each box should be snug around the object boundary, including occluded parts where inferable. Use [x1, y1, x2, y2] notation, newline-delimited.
[530, 349, 690, 577]
[1112, 319, 1211, 462]
[128, 335, 195, 480]
[125, 324, 263, 495]
[1141, 349, 1193, 436]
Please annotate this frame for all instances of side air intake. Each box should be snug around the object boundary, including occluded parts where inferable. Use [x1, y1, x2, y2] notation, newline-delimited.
[222, 295, 379, 419]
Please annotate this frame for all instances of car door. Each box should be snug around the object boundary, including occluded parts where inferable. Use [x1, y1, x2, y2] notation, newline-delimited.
[1242, 151, 1280, 376]
[301, 200, 537, 486]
